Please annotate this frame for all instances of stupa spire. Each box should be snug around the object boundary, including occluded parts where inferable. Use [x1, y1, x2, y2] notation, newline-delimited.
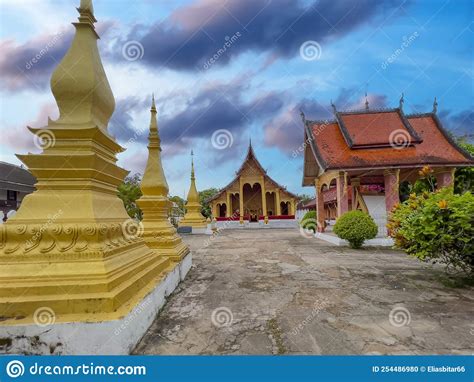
[191, 150, 195, 181]
[140, 95, 168, 197]
[137, 97, 190, 263]
[50, 0, 114, 130]
[0, 0, 184, 351]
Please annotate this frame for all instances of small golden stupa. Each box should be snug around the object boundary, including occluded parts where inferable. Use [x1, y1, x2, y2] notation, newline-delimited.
[137, 96, 190, 262]
[178, 151, 207, 230]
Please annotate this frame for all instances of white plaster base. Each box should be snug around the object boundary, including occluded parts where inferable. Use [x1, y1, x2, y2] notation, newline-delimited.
[315, 232, 394, 247]
[190, 227, 209, 235]
[0, 252, 193, 355]
[214, 219, 298, 229]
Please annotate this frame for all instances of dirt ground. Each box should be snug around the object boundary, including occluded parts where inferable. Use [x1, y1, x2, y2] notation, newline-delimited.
[134, 229, 474, 355]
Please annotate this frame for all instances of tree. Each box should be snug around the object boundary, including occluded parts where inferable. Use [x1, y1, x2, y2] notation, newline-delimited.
[198, 188, 219, 218]
[297, 193, 313, 205]
[454, 141, 474, 194]
[169, 195, 185, 215]
[117, 173, 143, 219]
[399, 138, 474, 199]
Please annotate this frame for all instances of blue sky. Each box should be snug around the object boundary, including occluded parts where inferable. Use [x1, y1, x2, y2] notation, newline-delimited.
[0, 0, 472, 197]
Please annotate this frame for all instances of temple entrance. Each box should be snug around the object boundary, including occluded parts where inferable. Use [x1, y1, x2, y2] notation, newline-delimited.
[218, 203, 227, 217]
[243, 183, 262, 221]
[280, 201, 289, 215]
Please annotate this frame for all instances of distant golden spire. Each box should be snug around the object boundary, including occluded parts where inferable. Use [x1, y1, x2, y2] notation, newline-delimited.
[191, 150, 195, 180]
[50, 0, 114, 130]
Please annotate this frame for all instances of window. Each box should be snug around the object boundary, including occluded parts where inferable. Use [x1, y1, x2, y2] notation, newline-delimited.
[7, 190, 17, 201]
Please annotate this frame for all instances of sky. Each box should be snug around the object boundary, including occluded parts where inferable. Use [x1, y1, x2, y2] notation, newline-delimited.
[0, 0, 472, 197]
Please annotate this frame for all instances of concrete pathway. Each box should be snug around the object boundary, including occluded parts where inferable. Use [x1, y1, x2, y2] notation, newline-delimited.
[134, 229, 474, 354]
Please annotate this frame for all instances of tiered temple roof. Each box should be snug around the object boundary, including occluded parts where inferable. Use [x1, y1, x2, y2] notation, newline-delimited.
[208, 141, 297, 202]
[302, 104, 473, 186]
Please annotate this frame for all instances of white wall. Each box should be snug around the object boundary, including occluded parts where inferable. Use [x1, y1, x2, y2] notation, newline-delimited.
[362, 195, 388, 237]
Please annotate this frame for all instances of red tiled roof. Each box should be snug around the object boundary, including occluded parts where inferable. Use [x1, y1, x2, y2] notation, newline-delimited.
[337, 109, 421, 148]
[306, 110, 473, 171]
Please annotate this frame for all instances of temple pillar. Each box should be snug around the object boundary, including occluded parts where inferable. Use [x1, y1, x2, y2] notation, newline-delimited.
[239, 179, 244, 224]
[384, 169, 400, 214]
[290, 198, 295, 215]
[276, 188, 281, 215]
[261, 178, 268, 223]
[226, 191, 231, 217]
[434, 168, 455, 190]
[351, 177, 360, 210]
[336, 171, 349, 217]
[315, 179, 325, 232]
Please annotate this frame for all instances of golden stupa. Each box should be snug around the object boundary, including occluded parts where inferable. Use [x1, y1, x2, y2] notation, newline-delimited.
[178, 152, 207, 229]
[0, 0, 173, 325]
[136, 96, 190, 262]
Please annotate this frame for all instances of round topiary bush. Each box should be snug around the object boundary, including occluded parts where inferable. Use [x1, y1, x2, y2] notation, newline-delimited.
[333, 210, 378, 249]
[300, 210, 317, 232]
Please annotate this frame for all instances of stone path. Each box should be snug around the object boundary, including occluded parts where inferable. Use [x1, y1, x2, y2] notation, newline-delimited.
[134, 229, 474, 355]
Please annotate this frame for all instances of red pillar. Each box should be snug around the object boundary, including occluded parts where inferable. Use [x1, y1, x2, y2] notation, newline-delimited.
[384, 169, 400, 214]
[336, 172, 349, 217]
[315, 180, 325, 232]
[435, 168, 455, 189]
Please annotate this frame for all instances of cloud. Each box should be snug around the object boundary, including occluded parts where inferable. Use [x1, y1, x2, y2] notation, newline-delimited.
[110, 76, 286, 160]
[0, 21, 115, 91]
[263, 91, 389, 154]
[1, 103, 58, 154]
[440, 108, 474, 140]
[124, 0, 405, 71]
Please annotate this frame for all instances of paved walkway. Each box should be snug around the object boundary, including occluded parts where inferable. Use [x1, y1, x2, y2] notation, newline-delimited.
[134, 229, 473, 355]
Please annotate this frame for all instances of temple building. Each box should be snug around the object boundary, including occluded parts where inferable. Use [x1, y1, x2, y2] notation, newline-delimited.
[208, 141, 298, 226]
[178, 152, 207, 233]
[0, 162, 36, 219]
[302, 96, 474, 237]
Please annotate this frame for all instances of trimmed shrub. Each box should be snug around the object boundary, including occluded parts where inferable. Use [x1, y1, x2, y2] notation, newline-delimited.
[300, 210, 317, 232]
[333, 210, 378, 249]
[388, 188, 474, 275]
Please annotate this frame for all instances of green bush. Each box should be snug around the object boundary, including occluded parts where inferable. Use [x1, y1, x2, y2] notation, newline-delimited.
[333, 210, 378, 249]
[388, 188, 474, 275]
[300, 210, 317, 232]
